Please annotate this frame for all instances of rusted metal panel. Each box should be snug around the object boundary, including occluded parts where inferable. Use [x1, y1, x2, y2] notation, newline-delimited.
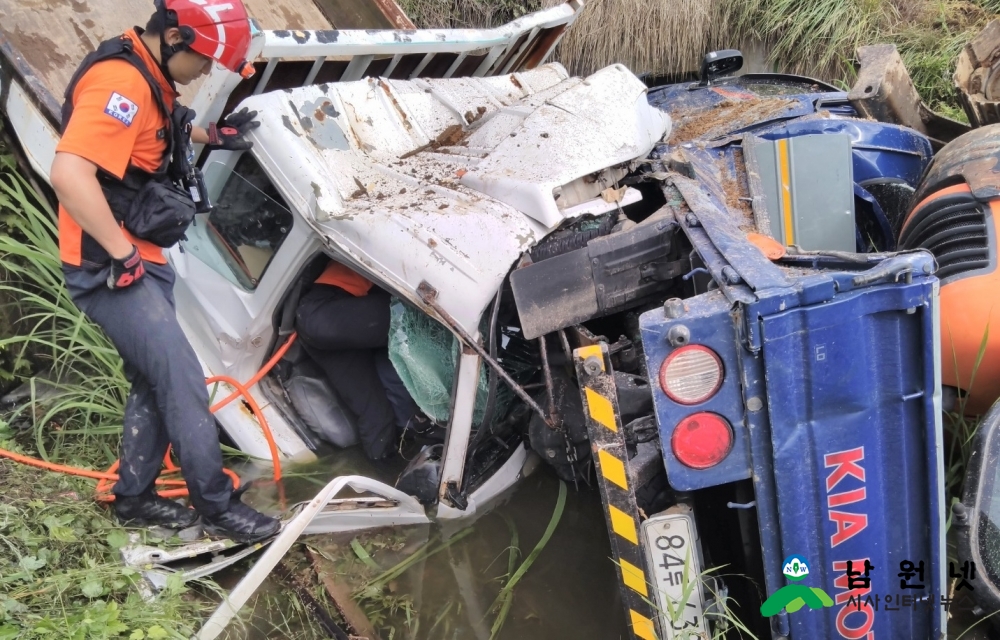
[849, 43, 970, 147]
[848, 44, 926, 133]
[955, 19, 1000, 127]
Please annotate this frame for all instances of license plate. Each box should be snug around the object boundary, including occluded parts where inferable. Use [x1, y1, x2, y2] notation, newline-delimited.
[641, 511, 710, 639]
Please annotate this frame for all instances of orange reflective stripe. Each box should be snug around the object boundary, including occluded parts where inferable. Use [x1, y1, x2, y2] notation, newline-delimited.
[315, 261, 373, 296]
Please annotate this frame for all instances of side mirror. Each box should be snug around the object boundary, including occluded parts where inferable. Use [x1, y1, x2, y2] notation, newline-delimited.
[698, 49, 744, 87]
[956, 398, 1000, 623]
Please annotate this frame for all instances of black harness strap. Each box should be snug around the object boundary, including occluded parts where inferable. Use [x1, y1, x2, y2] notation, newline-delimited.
[61, 33, 181, 223]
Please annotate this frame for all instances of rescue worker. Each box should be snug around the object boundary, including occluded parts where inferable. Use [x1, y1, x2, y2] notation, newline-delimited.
[295, 261, 428, 460]
[48, 0, 279, 543]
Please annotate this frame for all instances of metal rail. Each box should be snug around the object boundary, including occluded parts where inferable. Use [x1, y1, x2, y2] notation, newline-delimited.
[189, 1, 583, 130]
[417, 281, 555, 428]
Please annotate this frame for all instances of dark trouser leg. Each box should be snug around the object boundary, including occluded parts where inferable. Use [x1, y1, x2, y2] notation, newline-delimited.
[64, 263, 232, 515]
[375, 348, 419, 430]
[301, 344, 398, 459]
[295, 286, 392, 350]
[116, 373, 170, 496]
[296, 285, 417, 456]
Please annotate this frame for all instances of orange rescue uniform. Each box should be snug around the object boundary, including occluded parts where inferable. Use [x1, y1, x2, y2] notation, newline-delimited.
[314, 261, 373, 297]
[57, 28, 177, 267]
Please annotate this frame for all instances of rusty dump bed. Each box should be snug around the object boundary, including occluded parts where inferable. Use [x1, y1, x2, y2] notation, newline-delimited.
[0, 0, 412, 119]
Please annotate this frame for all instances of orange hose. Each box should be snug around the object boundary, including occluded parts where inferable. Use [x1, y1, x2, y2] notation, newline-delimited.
[210, 333, 297, 412]
[205, 375, 282, 481]
[0, 333, 297, 503]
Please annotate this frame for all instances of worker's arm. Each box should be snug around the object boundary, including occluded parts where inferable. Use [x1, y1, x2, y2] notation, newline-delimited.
[50, 152, 133, 260]
[191, 126, 209, 145]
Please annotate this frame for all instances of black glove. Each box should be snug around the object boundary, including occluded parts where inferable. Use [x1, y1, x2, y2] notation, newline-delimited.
[208, 107, 260, 150]
[107, 245, 145, 290]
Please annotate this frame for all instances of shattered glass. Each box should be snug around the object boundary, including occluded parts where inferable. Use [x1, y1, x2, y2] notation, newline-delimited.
[388, 299, 514, 426]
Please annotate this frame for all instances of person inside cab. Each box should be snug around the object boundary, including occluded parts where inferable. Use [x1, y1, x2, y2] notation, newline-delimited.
[295, 261, 432, 461]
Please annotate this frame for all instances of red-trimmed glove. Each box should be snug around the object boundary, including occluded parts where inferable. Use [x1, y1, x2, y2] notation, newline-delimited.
[207, 107, 260, 150]
[107, 245, 145, 290]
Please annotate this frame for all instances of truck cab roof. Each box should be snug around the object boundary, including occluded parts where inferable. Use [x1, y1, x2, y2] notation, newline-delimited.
[238, 62, 669, 331]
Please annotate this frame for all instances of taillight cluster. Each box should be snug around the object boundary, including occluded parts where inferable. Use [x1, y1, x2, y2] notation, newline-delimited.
[659, 345, 733, 469]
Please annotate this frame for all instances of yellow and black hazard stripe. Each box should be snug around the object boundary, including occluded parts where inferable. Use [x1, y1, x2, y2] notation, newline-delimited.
[575, 344, 659, 640]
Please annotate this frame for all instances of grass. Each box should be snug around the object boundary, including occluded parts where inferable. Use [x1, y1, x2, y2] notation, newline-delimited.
[726, 0, 899, 79]
[551, 0, 730, 78]
[486, 479, 566, 638]
[723, 0, 1000, 120]
[0, 159, 127, 469]
[0, 455, 214, 639]
[399, 0, 1000, 120]
[397, 0, 542, 28]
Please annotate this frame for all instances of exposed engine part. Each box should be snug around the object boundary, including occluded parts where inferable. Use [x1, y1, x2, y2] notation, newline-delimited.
[527, 362, 653, 483]
[554, 165, 630, 210]
[615, 371, 654, 421]
[512, 211, 682, 339]
[625, 415, 659, 445]
[528, 211, 618, 262]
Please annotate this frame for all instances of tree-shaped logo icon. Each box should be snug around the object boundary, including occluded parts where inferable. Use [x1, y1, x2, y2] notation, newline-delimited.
[760, 555, 834, 617]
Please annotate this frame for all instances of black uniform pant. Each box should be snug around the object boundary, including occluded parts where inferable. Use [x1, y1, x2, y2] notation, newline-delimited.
[295, 285, 417, 460]
[63, 262, 233, 515]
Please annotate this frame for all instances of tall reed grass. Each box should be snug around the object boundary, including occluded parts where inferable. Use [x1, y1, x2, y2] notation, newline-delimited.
[0, 159, 126, 467]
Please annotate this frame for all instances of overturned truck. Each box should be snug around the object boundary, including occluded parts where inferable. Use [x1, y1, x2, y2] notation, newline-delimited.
[16, 1, 1000, 638]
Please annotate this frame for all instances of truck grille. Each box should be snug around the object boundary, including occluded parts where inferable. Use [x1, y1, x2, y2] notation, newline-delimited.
[899, 193, 990, 280]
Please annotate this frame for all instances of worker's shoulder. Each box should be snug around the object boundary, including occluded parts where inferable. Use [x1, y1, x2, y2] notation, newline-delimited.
[75, 58, 155, 104]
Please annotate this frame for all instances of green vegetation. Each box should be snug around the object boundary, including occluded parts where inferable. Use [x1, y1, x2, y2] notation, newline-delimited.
[0, 457, 211, 639]
[398, 0, 543, 28]
[488, 480, 565, 639]
[400, 0, 1000, 118]
[712, 0, 999, 118]
[0, 155, 127, 468]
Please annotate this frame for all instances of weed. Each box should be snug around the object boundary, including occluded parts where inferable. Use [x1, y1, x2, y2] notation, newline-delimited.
[398, 0, 541, 28]
[487, 480, 565, 638]
[0, 456, 212, 639]
[0, 160, 126, 470]
[727, 0, 899, 79]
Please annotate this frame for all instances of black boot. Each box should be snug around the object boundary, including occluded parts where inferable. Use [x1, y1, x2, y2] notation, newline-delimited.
[202, 498, 280, 544]
[114, 493, 199, 529]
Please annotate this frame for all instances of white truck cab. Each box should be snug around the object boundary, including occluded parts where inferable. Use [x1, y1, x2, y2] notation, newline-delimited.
[1, 0, 670, 528]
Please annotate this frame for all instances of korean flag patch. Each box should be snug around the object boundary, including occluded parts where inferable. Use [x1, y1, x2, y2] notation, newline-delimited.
[104, 92, 138, 126]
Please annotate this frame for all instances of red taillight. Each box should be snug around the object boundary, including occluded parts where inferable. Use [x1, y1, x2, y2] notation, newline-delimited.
[659, 345, 724, 405]
[671, 412, 733, 469]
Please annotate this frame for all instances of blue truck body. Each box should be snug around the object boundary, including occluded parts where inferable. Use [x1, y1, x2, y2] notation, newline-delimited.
[637, 76, 945, 639]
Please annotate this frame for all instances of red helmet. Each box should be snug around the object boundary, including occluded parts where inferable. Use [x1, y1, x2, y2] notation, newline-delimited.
[158, 0, 255, 78]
